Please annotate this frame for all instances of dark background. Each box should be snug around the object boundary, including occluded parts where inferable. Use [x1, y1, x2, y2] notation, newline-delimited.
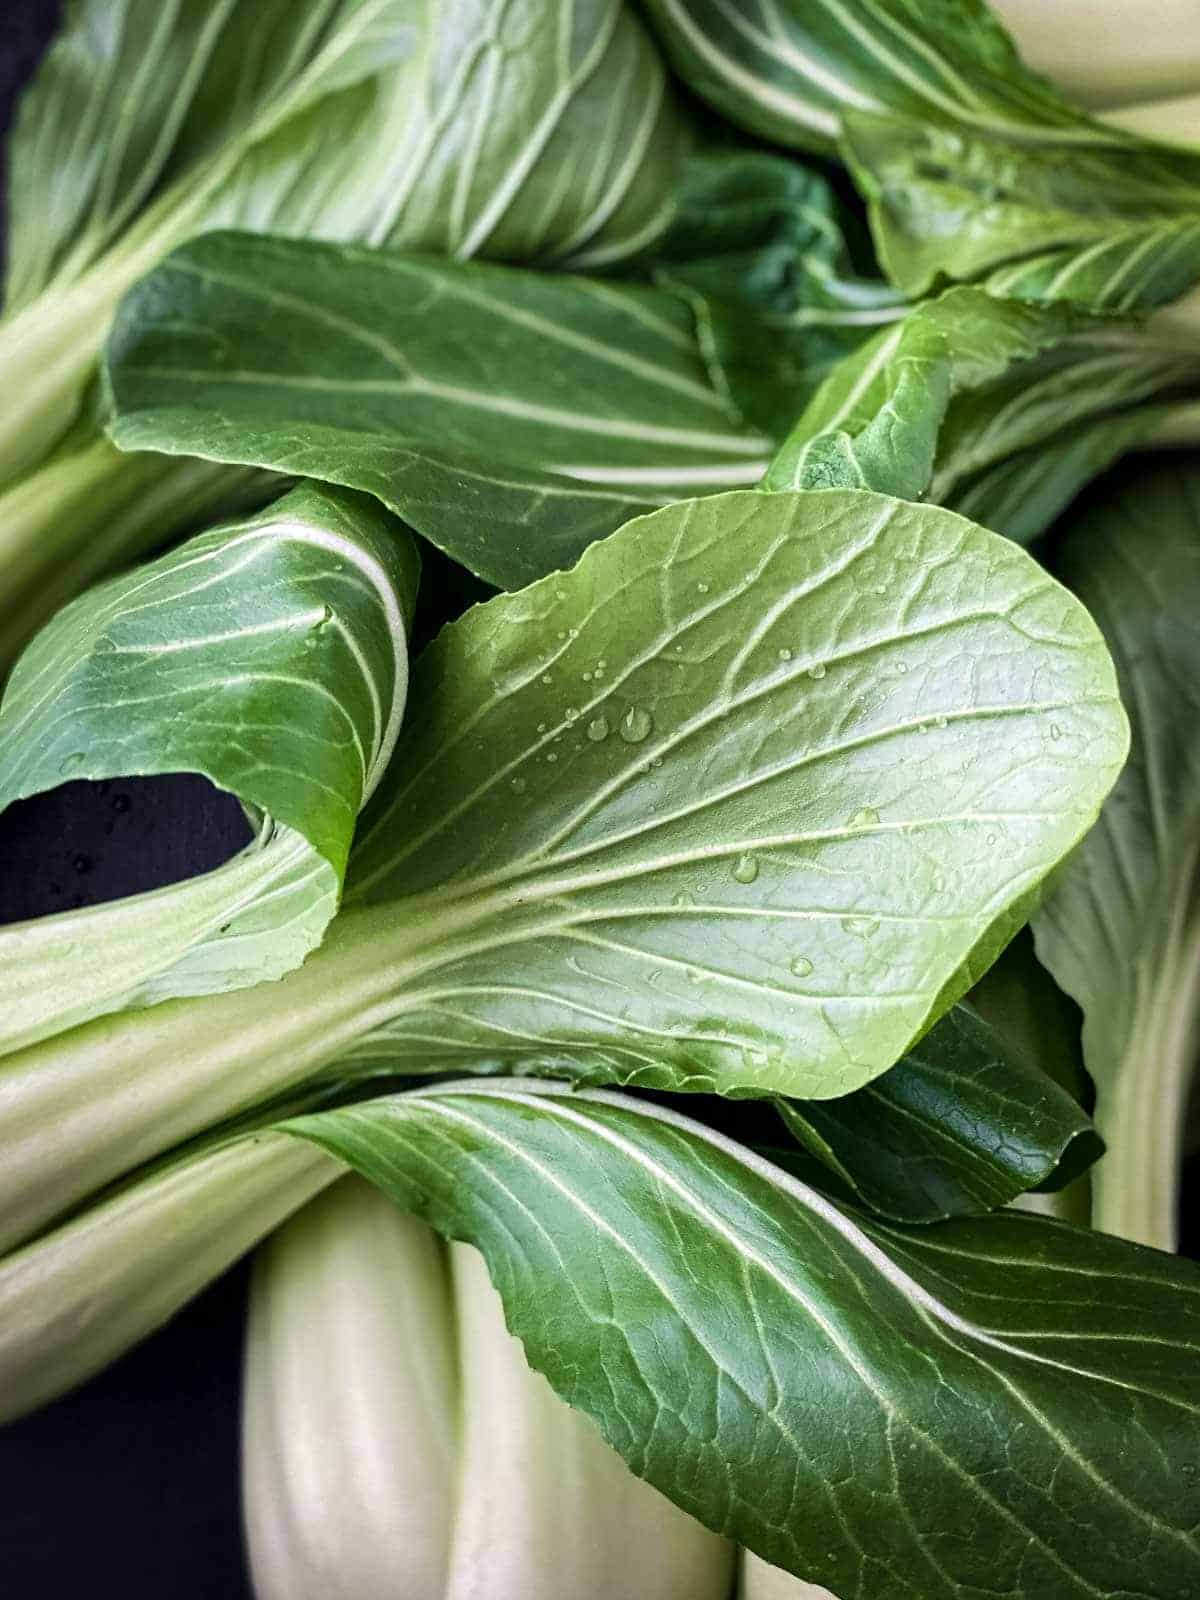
[0, 5, 255, 1593]
[0, 5, 1197, 1597]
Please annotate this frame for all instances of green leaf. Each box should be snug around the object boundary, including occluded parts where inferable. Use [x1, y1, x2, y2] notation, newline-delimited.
[652, 149, 907, 434]
[639, 0, 1200, 314]
[638, 0, 1062, 159]
[7, 0, 687, 313]
[1035, 459, 1200, 1250]
[104, 232, 773, 589]
[287, 1078, 1200, 1600]
[777, 1001, 1101, 1222]
[763, 288, 1200, 543]
[843, 112, 1200, 310]
[0, 486, 1126, 1249]
[0, 481, 416, 1056]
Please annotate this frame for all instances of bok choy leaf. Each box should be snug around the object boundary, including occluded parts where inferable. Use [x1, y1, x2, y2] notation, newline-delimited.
[3, 1077, 1197, 1598]
[104, 233, 773, 590]
[0, 486, 1125, 1251]
[0, 482, 417, 1056]
[1035, 459, 1200, 1250]
[286, 1078, 1200, 1600]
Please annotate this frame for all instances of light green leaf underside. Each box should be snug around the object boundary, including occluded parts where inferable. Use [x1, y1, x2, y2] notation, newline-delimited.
[778, 1000, 1100, 1222]
[335, 486, 1126, 1100]
[6, 0, 687, 312]
[104, 233, 772, 589]
[289, 1079, 1200, 1600]
[0, 481, 416, 1056]
[1035, 461, 1200, 1249]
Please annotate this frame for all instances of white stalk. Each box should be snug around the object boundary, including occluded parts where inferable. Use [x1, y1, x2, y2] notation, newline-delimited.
[0, 1128, 340, 1423]
[0, 896, 489, 1255]
[989, 0, 1200, 109]
[740, 1550, 840, 1599]
[445, 1242, 734, 1600]
[243, 1178, 457, 1600]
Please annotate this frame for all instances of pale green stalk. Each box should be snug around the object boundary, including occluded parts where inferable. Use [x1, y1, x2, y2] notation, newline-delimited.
[445, 1242, 734, 1600]
[0, 1128, 341, 1423]
[243, 1178, 457, 1600]
[740, 1552, 838, 1599]
[989, 0, 1200, 109]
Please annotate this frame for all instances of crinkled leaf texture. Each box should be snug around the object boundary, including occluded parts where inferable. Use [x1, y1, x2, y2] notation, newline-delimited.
[0, 482, 416, 1056]
[1035, 461, 1200, 1250]
[763, 287, 1200, 543]
[651, 150, 907, 435]
[104, 233, 773, 589]
[0, 486, 1126, 1253]
[287, 1078, 1200, 1600]
[777, 1000, 1101, 1223]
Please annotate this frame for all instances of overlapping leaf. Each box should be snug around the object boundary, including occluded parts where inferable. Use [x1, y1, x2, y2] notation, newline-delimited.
[0, 482, 417, 1056]
[1035, 460, 1200, 1249]
[777, 1001, 1100, 1222]
[0, 486, 1126, 1249]
[104, 233, 773, 588]
[763, 287, 1200, 543]
[289, 1079, 1200, 1600]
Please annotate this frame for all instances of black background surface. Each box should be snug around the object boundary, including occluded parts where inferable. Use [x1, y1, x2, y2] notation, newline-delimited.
[0, 4, 1197, 1596]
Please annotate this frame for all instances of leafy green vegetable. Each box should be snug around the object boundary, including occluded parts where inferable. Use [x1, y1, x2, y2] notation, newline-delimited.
[0, 486, 1124, 1252]
[778, 1000, 1101, 1222]
[763, 286, 1200, 542]
[641, 0, 1200, 314]
[3, 1074, 1197, 1598]
[104, 232, 773, 589]
[288, 1078, 1200, 1599]
[652, 149, 907, 433]
[0, 482, 417, 1056]
[1035, 459, 1200, 1250]
[1, 0, 689, 476]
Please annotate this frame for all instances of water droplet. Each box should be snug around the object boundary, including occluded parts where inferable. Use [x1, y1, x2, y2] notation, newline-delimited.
[554, 589, 567, 601]
[686, 966, 703, 983]
[510, 776, 527, 794]
[896, 661, 909, 675]
[556, 630, 567, 641]
[59, 753, 85, 774]
[986, 831, 998, 846]
[778, 647, 793, 662]
[541, 673, 552, 686]
[697, 582, 710, 595]
[850, 806, 880, 828]
[586, 716, 609, 743]
[112, 793, 131, 814]
[807, 662, 827, 680]
[536, 722, 547, 734]
[732, 853, 759, 884]
[546, 753, 558, 764]
[72, 853, 93, 875]
[917, 721, 930, 735]
[619, 705, 653, 744]
[597, 659, 607, 671]
[93, 636, 116, 654]
[671, 891, 695, 909]
[841, 915, 879, 937]
[934, 714, 948, 730]
[790, 954, 814, 978]
[582, 671, 592, 682]
[874, 582, 887, 596]
[1050, 723, 1063, 741]
[564, 706, 580, 724]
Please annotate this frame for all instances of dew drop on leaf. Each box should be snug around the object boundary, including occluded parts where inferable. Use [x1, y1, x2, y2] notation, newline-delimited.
[850, 806, 880, 828]
[790, 954, 813, 978]
[671, 891, 695, 908]
[732, 853, 759, 884]
[778, 647, 792, 662]
[619, 705, 652, 743]
[841, 915, 879, 937]
[586, 716, 609, 742]
[59, 753, 85, 774]
[541, 673, 552, 686]
[807, 662, 827, 680]
[564, 706, 579, 724]
[1050, 723, 1063, 741]
[510, 777, 527, 794]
